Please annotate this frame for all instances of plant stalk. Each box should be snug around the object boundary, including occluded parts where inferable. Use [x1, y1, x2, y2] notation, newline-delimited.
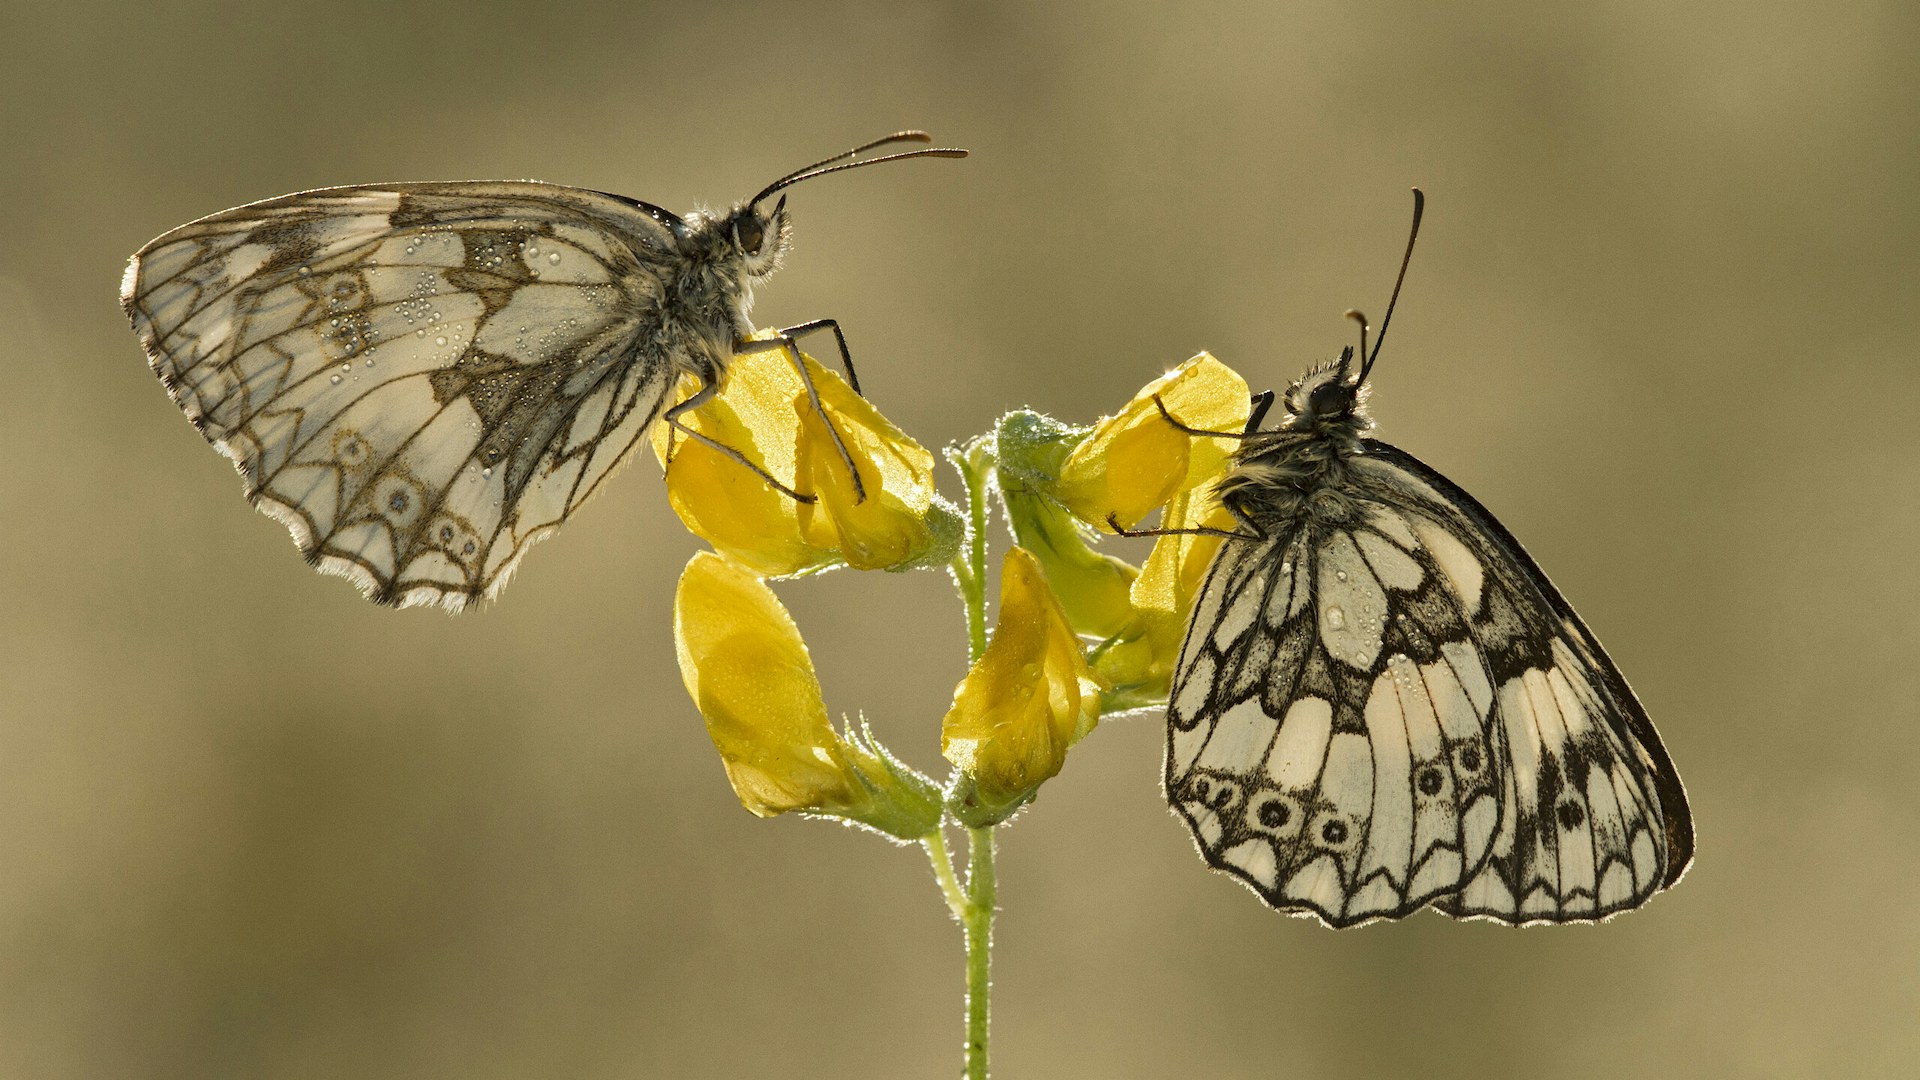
[963, 825, 996, 1080]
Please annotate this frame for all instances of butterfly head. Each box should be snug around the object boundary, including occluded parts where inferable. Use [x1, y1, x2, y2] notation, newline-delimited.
[722, 196, 792, 280]
[1268, 186, 1426, 438]
[1279, 350, 1373, 435]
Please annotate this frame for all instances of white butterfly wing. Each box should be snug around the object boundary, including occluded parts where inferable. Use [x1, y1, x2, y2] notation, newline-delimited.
[123, 182, 686, 610]
[1167, 443, 1691, 927]
[1351, 446, 1693, 924]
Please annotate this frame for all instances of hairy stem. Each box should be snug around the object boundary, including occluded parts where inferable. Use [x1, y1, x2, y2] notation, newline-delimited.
[963, 825, 997, 1080]
[925, 830, 967, 921]
[953, 440, 992, 663]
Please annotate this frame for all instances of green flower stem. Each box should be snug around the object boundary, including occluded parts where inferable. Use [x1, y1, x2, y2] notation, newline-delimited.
[937, 437, 1000, 1078]
[963, 825, 997, 1080]
[925, 830, 967, 921]
[948, 438, 993, 664]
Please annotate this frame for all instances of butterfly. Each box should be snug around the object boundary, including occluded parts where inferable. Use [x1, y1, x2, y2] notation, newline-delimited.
[122, 131, 965, 611]
[1149, 190, 1693, 926]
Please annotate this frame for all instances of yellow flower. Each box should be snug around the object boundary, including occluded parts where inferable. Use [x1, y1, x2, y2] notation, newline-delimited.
[993, 411, 1140, 640]
[674, 551, 941, 836]
[675, 551, 855, 815]
[1007, 353, 1251, 706]
[654, 335, 957, 577]
[1000, 483, 1139, 639]
[794, 359, 947, 570]
[1053, 353, 1250, 530]
[941, 548, 1106, 823]
[1094, 483, 1240, 700]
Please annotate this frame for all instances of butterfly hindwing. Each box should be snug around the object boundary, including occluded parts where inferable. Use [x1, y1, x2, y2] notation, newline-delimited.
[1349, 446, 1693, 923]
[1168, 441, 1691, 926]
[123, 182, 686, 610]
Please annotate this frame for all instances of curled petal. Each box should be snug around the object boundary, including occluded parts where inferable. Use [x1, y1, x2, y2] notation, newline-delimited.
[942, 548, 1106, 821]
[656, 336, 953, 576]
[674, 551, 854, 816]
[1096, 485, 1238, 700]
[1054, 353, 1250, 530]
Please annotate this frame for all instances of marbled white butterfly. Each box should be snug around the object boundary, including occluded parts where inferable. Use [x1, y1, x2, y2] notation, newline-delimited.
[1152, 191, 1693, 925]
[122, 132, 964, 611]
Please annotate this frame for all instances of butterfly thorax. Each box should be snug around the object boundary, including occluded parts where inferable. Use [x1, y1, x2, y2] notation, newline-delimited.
[1215, 363, 1375, 533]
[663, 202, 792, 380]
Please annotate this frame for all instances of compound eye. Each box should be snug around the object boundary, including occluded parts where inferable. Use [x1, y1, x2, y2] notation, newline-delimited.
[1306, 380, 1352, 416]
[735, 217, 765, 256]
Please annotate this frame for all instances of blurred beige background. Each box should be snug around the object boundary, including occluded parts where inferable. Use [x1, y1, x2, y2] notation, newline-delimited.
[3, 1, 1916, 1077]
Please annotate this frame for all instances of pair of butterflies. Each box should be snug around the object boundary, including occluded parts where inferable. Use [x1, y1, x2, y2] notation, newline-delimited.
[121, 136, 1692, 928]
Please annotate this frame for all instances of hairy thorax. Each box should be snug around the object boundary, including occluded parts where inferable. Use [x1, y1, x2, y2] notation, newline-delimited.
[1216, 413, 1372, 533]
[658, 247, 753, 382]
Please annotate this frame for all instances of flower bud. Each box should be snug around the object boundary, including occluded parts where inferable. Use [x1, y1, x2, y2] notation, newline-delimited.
[941, 548, 1106, 824]
[675, 552, 940, 838]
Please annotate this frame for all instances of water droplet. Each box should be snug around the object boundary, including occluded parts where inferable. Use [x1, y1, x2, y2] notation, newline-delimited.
[329, 374, 343, 385]
[297, 265, 312, 276]
[1335, 570, 1347, 581]
[481, 467, 493, 479]
[547, 251, 561, 264]
[340, 363, 351, 374]
[1326, 606, 1346, 630]
[434, 335, 447, 347]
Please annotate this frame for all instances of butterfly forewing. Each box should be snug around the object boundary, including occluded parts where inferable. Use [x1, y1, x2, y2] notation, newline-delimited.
[123, 182, 685, 610]
[1168, 441, 1691, 927]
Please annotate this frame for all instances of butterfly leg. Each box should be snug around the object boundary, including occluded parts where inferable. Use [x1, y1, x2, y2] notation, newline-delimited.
[663, 375, 818, 504]
[775, 319, 861, 395]
[734, 330, 868, 505]
[1104, 512, 1263, 542]
[1150, 393, 1272, 439]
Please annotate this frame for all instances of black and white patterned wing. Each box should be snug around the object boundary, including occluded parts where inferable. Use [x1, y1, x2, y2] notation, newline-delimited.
[1168, 508, 1507, 927]
[123, 182, 686, 610]
[1166, 445, 1691, 927]
[1349, 444, 1693, 924]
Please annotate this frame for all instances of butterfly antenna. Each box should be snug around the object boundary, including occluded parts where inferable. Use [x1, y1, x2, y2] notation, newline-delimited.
[1355, 187, 1425, 386]
[1344, 309, 1370, 376]
[751, 131, 968, 207]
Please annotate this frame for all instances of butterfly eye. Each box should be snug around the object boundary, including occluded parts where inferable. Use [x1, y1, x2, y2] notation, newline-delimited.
[1306, 380, 1352, 417]
[735, 217, 765, 256]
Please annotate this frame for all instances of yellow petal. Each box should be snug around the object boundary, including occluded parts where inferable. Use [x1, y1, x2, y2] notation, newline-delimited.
[674, 551, 857, 816]
[656, 336, 945, 575]
[659, 376, 838, 577]
[794, 353, 941, 570]
[941, 548, 1106, 811]
[1054, 353, 1250, 529]
[1100, 485, 1239, 698]
[1000, 483, 1139, 639]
